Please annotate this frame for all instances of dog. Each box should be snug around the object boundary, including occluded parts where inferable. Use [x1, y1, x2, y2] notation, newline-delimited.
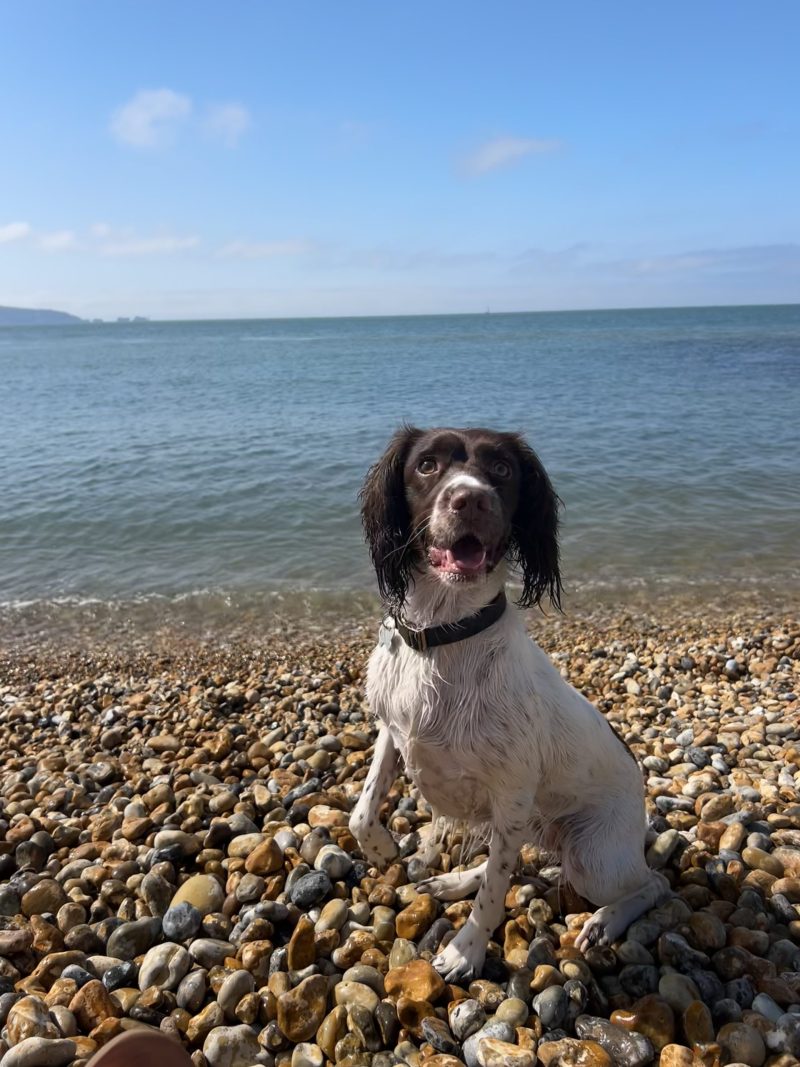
[348, 425, 669, 982]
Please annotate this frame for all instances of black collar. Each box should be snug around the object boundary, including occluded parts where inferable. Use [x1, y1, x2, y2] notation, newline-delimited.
[384, 590, 507, 653]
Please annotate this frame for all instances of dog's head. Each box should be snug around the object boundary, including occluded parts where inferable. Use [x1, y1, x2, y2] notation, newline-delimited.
[360, 425, 562, 610]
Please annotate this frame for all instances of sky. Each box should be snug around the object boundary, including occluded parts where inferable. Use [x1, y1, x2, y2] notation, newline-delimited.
[1, 2, 799, 320]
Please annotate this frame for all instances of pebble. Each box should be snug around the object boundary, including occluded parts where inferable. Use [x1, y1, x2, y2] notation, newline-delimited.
[162, 902, 202, 941]
[537, 1038, 613, 1066]
[717, 1022, 766, 1066]
[450, 998, 487, 1041]
[384, 959, 446, 1002]
[574, 1014, 654, 1066]
[276, 974, 328, 1042]
[333, 980, 380, 1012]
[203, 1024, 270, 1066]
[137, 942, 191, 990]
[476, 1038, 536, 1066]
[533, 984, 568, 1029]
[421, 1016, 461, 1055]
[0, 1037, 77, 1067]
[7, 996, 61, 1043]
[396, 894, 438, 939]
[288, 870, 332, 906]
[170, 874, 225, 914]
[313, 843, 353, 879]
[106, 916, 161, 959]
[292, 1043, 324, 1067]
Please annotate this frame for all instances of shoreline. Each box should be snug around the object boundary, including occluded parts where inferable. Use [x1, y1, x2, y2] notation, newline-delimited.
[1, 583, 797, 665]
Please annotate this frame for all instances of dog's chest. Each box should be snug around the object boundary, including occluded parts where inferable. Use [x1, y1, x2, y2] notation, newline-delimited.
[367, 640, 506, 821]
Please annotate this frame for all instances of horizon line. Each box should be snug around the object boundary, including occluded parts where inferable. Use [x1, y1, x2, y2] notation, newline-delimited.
[3, 299, 799, 326]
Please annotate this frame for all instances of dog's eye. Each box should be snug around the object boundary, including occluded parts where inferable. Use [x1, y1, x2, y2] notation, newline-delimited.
[417, 457, 438, 475]
[493, 460, 511, 478]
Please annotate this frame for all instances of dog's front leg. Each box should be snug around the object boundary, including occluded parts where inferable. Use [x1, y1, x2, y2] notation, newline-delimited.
[348, 725, 400, 868]
[432, 810, 527, 983]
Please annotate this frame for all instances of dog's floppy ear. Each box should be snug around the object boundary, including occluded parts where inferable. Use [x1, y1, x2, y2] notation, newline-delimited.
[507, 435, 563, 611]
[360, 425, 423, 608]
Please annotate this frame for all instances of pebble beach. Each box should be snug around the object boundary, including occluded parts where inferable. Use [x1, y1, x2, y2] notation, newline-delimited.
[1, 597, 799, 1067]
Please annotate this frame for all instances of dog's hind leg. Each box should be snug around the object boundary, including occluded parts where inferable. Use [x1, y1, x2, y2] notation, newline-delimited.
[416, 862, 487, 901]
[349, 726, 400, 868]
[561, 802, 671, 953]
[574, 870, 669, 951]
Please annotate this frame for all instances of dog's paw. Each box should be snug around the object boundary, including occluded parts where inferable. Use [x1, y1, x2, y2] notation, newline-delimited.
[415, 874, 466, 902]
[575, 907, 614, 952]
[352, 824, 399, 869]
[432, 935, 486, 984]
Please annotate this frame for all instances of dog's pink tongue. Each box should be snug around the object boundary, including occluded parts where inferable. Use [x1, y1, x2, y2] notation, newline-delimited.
[430, 540, 487, 574]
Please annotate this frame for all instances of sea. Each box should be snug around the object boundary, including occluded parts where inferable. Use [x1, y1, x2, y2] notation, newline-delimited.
[1, 305, 798, 643]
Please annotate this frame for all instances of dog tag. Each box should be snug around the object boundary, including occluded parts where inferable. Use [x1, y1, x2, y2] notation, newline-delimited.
[378, 617, 396, 651]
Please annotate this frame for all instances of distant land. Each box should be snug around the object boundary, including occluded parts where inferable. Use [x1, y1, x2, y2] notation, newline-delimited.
[0, 304, 83, 326]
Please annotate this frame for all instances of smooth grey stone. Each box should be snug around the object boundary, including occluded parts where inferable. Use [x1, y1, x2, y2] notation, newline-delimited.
[177, 969, 207, 1012]
[289, 870, 332, 906]
[506, 968, 534, 1004]
[527, 936, 557, 967]
[101, 961, 138, 991]
[163, 902, 202, 941]
[752, 992, 783, 1023]
[313, 844, 353, 880]
[533, 984, 568, 1029]
[418, 917, 453, 954]
[107, 916, 162, 959]
[375, 1000, 399, 1047]
[421, 1016, 460, 1055]
[450, 998, 486, 1041]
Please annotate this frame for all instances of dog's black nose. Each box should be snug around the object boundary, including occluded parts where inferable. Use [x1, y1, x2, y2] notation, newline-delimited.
[449, 487, 492, 515]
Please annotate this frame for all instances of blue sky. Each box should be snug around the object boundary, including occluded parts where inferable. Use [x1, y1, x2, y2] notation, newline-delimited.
[1, 2, 798, 319]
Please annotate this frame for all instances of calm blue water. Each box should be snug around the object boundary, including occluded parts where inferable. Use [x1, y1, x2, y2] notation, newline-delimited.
[1, 306, 798, 630]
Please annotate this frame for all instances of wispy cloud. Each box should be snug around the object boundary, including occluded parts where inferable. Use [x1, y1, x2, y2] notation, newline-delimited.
[217, 238, 314, 260]
[204, 103, 251, 147]
[38, 230, 77, 252]
[620, 244, 800, 277]
[462, 135, 562, 176]
[99, 233, 201, 257]
[110, 91, 252, 150]
[110, 89, 192, 148]
[0, 221, 31, 244]
[348, 245, 497, 272]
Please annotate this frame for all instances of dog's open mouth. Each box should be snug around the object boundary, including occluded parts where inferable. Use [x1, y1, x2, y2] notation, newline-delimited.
[428, 534, 489, 576]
